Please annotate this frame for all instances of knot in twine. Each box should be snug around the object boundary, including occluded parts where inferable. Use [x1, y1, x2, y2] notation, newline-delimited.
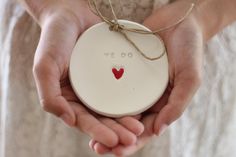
[88, 0, 196, 61]
[109, 23, 124, 32]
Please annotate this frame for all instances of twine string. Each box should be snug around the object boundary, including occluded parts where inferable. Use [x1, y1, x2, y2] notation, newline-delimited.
[88, 0, 196, 61]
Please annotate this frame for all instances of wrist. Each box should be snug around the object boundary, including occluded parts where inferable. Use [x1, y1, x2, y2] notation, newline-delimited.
[18, 0, 49, 24]
[193, 0, 236, 41]
[19, 0, 99, 30]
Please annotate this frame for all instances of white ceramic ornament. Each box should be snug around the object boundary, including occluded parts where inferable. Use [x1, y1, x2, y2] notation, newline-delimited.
[69, 20, 169, 118]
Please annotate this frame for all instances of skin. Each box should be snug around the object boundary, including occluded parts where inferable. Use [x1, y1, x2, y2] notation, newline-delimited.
[90, 1, 204, 155]
[90, 0, 236, 156]
[19, 0, 144, 149]
[19, 0, 236, 156]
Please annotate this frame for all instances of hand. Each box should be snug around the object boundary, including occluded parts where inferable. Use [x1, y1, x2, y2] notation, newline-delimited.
[21, 0, 144, 148]
[90, 1, 203, 156]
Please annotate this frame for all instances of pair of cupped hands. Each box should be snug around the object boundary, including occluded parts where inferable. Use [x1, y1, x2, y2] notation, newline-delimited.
[30, 0, 203, 156]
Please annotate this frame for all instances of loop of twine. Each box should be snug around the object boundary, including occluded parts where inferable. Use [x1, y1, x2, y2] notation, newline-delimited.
[88, 0, 196, 61]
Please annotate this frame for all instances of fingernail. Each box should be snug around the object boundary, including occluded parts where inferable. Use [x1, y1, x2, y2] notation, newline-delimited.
[89, 141, 94, 150]
[89, 140, 97, 150]
[158, 124, 168, 136]
[61, 114, 73, 126]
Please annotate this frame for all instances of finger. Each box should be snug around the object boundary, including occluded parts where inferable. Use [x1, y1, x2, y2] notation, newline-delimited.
[33, 60, 76, 126]
[112, 144, 138, 156]
[89, 139, 111, 154]
[100, 118, 137, 146]
[154, 74, 201, 135]
[94, 142, 111, 155]
[33, 52, 76, 126]
[148, 85, 171, 113]
[116, 116, 144, 136]
[72, 104, 119, 147]
[89, 140, 111, 155]
[131, 114, 142, 120]
[89, 139, 96, 150]
[60, 76, 81, 102]
[33, 19, 81, 126]
[91, 114, 156, 156]
[112, 114, 156, 156]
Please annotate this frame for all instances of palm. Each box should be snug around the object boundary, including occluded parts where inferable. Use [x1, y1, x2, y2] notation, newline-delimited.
[32, 0, 203, 155]
[92, 8, 204, 156]
[147, 15, 203, 118]
[33, 5, 146, 150]
[140, 15, 203, 147]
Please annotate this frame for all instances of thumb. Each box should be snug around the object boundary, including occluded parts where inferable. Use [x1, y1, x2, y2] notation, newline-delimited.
[154, 74, 201, 136]
[33, 16, 81, 126]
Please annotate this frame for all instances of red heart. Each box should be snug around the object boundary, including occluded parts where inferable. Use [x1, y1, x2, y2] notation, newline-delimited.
[112, 67, 124, 80]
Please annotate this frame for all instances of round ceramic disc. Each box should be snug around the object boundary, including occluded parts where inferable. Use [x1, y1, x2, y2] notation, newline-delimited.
[69, 20, 169, 117]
